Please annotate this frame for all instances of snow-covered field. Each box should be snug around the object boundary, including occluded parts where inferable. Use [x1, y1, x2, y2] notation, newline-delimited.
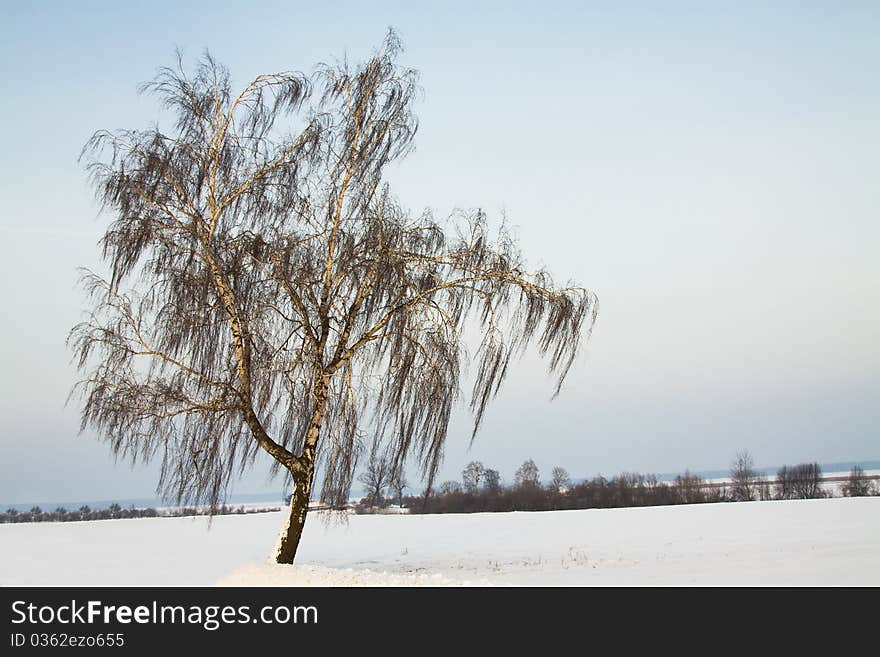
[1, 497, 878, 586]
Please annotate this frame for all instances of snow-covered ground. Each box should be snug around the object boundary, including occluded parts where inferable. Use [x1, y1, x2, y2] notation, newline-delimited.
[1, 497, 877, 586]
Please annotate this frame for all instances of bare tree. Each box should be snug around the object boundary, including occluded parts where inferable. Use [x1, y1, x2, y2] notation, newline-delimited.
[842, 466, 872, 497]
[775, 465, 794, 500]
[357, 436, 393, 507]
[389, 466, 408, 507]
[790, 462, 823, 499]
[439, 480, 462, 495]
[672, 470, 706, 504]
[777, 462, 824, 499]
[550, 466, 571, 492]
[730, 450, 757, 502]
[515, 459, 541, 488]
[483, 468, 502, 492]
[462, 461, 485, 493]
[755, 475, 773, 501]
[69, 31, 597, 563]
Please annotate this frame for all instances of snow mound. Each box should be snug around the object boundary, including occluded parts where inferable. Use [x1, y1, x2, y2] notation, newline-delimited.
[217, 561, 489, 587]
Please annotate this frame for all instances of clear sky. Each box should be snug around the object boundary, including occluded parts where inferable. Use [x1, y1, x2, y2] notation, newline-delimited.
[1, 1, 878, 505]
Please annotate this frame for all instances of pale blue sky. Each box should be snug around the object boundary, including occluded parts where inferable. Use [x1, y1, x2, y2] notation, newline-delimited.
[1, 1, 878, 504]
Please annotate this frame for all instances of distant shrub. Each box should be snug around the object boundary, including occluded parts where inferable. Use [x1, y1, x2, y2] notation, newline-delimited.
[0, 502, 280, 523]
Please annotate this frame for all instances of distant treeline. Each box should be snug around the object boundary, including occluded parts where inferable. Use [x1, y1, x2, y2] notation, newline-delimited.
[357, 455, 879, 515]
[0, 502, 280, 524]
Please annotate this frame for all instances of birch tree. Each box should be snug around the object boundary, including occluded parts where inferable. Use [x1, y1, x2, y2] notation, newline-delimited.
[70, 31, 598, 564]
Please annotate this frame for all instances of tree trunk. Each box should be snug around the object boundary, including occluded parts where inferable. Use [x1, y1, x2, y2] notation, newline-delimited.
[272, 465, 316, 564]
[271, 373, 329, 564]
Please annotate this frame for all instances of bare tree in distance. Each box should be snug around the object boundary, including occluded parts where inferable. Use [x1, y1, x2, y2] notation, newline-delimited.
[515, 459, 541, 488]
[69, 31, 597, 563]
[550, 466, 571, 492]
[789, 462, 823, 500]
[730, 450, 758, 502]
[775, 465, 794, 500]
[483, 468, 502, 492]
[439, 480, 462, 495]
[357, 436, 393, 508]
[755, 474, 773, 501]
[842, 466, 872, 497]
[462, 461, 485, 493]
[389, 465, 408, 507]
[777, 462, 825, 500]
[672, 470, 707, 504]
